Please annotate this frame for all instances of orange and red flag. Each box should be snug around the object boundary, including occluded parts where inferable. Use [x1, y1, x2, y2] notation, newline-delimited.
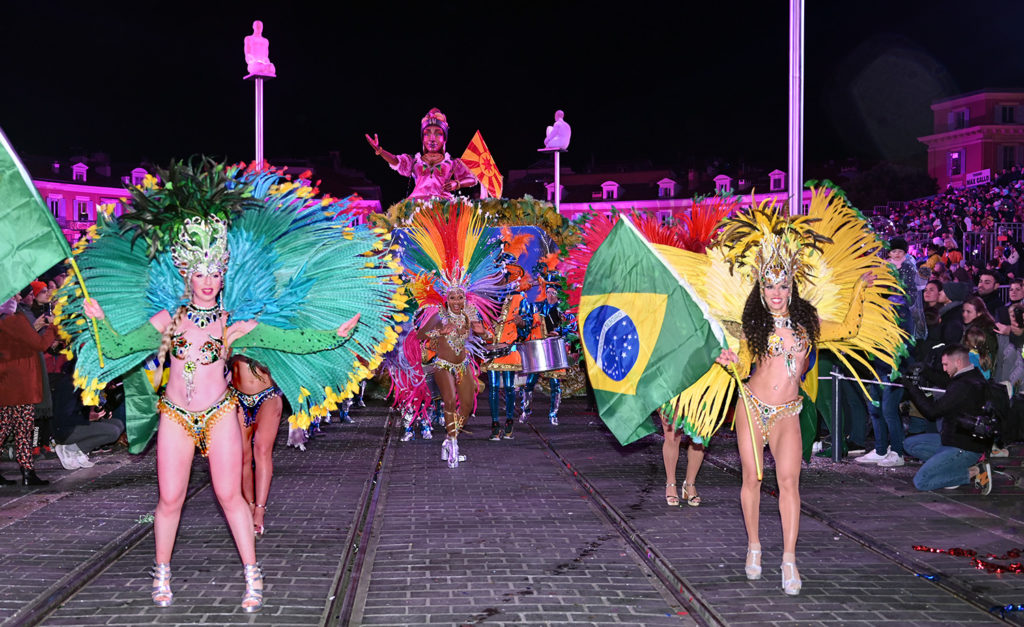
[460, 130, 503, 199]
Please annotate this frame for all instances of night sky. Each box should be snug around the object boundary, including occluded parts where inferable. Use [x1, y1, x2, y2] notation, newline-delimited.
[3, 1, 1023, 202]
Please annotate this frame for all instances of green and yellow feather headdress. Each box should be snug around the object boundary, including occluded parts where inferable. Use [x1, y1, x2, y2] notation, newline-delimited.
[715, 198, 831, 288]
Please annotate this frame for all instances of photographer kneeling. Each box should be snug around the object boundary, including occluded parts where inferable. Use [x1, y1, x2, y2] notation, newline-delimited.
[901, 344, 992, 494]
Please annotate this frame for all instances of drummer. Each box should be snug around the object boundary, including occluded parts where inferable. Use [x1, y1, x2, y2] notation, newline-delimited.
[482, 257, 535, 441]
[520, 271, 575, 426]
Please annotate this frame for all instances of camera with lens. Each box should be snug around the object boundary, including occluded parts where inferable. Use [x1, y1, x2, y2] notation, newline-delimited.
[948, 401, 1000, 453]
[898, 364, 925, 388]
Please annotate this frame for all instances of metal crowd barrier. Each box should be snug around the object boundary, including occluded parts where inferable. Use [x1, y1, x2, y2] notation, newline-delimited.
[819, 370, 944, 463]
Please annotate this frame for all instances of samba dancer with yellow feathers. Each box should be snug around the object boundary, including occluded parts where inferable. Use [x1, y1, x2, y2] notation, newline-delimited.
[658, 188, 905, 597]
[404, 200, 503, 468]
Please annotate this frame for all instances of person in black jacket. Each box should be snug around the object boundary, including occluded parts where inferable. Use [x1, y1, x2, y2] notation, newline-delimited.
[902, 344, 991, 493]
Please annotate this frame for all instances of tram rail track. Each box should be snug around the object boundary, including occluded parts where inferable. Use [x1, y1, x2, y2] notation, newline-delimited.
[12, 401, 1020, 626]
[528, 419, 1022, 627]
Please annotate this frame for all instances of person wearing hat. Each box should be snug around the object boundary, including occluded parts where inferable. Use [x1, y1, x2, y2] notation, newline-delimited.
[365, 107, 477, 201]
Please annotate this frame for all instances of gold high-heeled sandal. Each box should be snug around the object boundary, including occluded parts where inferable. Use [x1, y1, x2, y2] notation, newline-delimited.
[681, 481, 701, 507]
[745, 545, 762, 580]
[781, 554, 801, 595]
[150, 561, 173, 607]
[664, 483, 680, 507]
[242, 562, 264, 612]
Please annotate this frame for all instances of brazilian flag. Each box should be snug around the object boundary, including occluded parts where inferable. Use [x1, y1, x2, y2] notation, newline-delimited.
[0, 126, 72, 303]
[580, 218, 726, 445]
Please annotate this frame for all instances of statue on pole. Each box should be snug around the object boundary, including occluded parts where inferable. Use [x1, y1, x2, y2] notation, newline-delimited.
[244, 20, 276, 78]
[543, 110, 571, 151]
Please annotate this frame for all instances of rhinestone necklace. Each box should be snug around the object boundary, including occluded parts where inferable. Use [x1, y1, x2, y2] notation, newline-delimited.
[771, 312, 793, 329]
[185, 303, 221, 329]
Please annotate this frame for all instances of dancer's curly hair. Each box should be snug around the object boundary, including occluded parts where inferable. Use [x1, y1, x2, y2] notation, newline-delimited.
[743, 281, 820, 361]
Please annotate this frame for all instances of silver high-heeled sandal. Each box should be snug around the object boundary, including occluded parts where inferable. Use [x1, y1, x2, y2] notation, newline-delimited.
[745, 546, 762, 580]
[254, 503, 267, 539]
[781, 554, 801, 595]
[150, 561, 173, 607]
[242, 562, 264, 612]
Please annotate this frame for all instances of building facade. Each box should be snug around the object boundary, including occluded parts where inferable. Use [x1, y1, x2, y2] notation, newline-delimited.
[918, 89, 1024, 190]
[506, 165, 811, 220]
[26, 159, 141, 244]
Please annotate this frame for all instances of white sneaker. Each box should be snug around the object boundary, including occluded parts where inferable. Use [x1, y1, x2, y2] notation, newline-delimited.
[54, 444, 81, 470]
[854, 447, 890, 464]
[68, 444, 95, 468]
[877, 451, 905, 467]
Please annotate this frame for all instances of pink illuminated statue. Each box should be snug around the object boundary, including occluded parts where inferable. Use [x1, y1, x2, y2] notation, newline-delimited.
[244, 20, 276, 78]
[544, 110, 571, 150]
[366, 107, 477, 201]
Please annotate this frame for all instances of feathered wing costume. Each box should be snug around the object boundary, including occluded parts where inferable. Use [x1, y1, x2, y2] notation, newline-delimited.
[54, 160, 405, 452]
[658, 188, 907, 456]
[563, 198, 737, 315]
[402, 199, 504, 330]
[386, 199, 503, 418]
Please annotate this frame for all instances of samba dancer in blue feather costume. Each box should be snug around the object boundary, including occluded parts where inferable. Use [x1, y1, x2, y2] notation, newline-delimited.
[55, 158, 405, 612]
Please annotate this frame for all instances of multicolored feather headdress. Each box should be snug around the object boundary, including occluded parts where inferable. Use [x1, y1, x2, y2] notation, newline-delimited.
[403, 199, 503, 323]
[715, 198, 831, 288]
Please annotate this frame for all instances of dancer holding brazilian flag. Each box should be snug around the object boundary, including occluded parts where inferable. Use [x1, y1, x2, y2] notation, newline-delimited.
[579, 188, 905, 597]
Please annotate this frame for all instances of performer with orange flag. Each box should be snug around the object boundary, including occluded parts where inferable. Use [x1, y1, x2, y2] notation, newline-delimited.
[366, 108, 477, 201]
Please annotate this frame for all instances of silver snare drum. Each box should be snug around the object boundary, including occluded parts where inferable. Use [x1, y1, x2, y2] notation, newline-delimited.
[518, 337, 569, 373]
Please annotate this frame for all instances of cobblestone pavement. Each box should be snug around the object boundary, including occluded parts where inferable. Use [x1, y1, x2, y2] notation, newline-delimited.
[0, 395, 1020, 626]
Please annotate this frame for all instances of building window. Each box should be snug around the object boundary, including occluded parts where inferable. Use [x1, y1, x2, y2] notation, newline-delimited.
[47, 197, 61, 218]
[601, 181, 619, 201]
[949, 150, 962, 177]
[657, 178, 676, 198]
[131, 168, 148, 186]
[1003, 146, 1016, 169]
[545, 183, 564, 202]
[769, 170, 786, 192]
[72, 163, 88, 182]
[1001, 105, 1016, 124]
[76, 199, 90, 221]
[950, 109, 968, 130]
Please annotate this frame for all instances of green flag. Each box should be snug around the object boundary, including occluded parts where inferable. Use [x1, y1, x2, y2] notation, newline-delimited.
[579, 217, 726, 445]
[0, 126, 72, 303]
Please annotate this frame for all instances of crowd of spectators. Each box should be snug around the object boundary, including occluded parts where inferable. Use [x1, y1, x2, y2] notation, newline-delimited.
[842, 227, 1024, 496]
[0, 275, 126, 486]
[877, 168, 1024, 245]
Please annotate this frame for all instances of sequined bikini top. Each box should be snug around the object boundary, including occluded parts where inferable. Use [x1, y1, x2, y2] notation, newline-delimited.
[171, 333, 224, 365]
[767, 314, 809, 378]
[767, 324, 808, 356]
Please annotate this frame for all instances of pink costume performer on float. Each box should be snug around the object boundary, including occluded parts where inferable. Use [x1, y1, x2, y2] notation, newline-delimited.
[366, 108, 477, 201]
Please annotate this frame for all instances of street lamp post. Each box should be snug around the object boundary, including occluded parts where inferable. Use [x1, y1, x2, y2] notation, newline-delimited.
[788, 0, 804, 215]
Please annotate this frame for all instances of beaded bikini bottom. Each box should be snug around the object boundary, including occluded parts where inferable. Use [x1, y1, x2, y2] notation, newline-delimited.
[158, 390, 238, 457]
[234, 385, 282, 428]
[742, 384, 802, 441]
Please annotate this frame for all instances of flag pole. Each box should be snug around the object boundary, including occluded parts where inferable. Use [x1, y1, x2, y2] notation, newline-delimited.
[729, 363, 762, 480]
[66, 256, 105, 368]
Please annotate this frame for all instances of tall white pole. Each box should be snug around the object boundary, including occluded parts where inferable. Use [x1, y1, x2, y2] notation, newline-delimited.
[255, 78, 264, 169]
[788, 0, 804, 215]
[554, 151, 561, 213]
